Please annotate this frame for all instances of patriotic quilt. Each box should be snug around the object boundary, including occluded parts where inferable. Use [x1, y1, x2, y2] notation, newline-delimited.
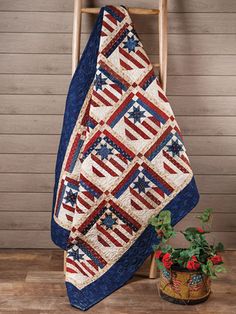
[51, 5, 199, 310]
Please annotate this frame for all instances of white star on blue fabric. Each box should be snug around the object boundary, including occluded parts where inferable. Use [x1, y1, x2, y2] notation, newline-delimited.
[64, 189, 77, 206]
[123, 35, 140, 53]
[166, 139, 184, 157]
[94, 73, 107, 91]
[68, 247, 85, 261]
[133, 175, 150, 193]
[128, 106, 146, 123]
[100, 213, 118, 230]
[95, 144, 113, 160]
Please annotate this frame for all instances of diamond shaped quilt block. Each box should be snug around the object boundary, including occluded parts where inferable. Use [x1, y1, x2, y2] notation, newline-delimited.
[71, 198, 141, 263]
[80, 129, 135, 189]
[91, 61, 130, 107]
[107, 90, 169, 151]
[144, 124, 192, 183]
[75, 173, 103, 217]
[66, 239, 107, 288]
[111, 161, 175, 221]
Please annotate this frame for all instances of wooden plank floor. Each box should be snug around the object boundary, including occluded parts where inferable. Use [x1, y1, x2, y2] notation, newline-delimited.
[0, 250, 235, 314]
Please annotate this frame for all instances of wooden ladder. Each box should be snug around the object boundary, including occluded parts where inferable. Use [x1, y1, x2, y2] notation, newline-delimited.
[65, 0, 168, 280]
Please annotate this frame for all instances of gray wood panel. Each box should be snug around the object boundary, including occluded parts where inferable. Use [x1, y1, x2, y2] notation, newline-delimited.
[0, 115, 64, 134]
[0, 74, 70, 95]
[167, 76, 236, 96]
[0, 212, 51, 230]
[0, 231, 56, 248]
[0, 193, 53, 212]
[0, 135, 60, 154]
[196, 176, 236, 194]
[169, 96, 236, 116]
[0, 154, 56, 173]
[0, 94, 67, 114]
[167, 55, 236, 76]
[0, 54, 72, 75]
[1, 54, 236, 76]
[184, 136, 236, 156]
[1, 33, 235, 54]
[190, 156, 236, 175]
[0, 0, 235, 249]
[0, 173, 55, 192]
[178, 117, 236, 136]
[1, 0, 236, 13]
[0, 12, 235, 34]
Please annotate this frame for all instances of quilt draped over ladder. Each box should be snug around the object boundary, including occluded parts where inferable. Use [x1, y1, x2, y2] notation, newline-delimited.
[51, 5, 199, 310]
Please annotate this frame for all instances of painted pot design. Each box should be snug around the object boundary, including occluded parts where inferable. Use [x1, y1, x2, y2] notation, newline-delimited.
[159, 266, 211, 304]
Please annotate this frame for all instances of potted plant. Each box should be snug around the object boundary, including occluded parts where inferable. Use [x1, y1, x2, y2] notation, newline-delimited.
[149, 208, 226, 305]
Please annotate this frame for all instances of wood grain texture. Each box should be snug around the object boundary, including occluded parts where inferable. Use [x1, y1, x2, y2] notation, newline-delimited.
[1, 33, 235, 54]
[0, 231, 55, 248]
[0, 135, 60, 153]
[0, 193, 53, 212]
[0, 0, 236, 249]
[1, 0, 236, 12]
[0, 95, 67, 114]
[0, 74, 70, 95]
[0, 154, 56, 173]
[0, 250, 235, 313]
[0, 212, 51, 230]
[1, 54, 236, 76]
[184, 137, 236, 156]
[169, 96, 236, 116]
[0, 12, 235, 34]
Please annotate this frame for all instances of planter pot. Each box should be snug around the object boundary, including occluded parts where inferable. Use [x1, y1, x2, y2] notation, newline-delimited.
[159, 265, 211, 305]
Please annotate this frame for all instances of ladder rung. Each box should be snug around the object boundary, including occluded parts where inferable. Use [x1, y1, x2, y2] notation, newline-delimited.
[153, 63, 160, 68]
[81, 7, 160, 15]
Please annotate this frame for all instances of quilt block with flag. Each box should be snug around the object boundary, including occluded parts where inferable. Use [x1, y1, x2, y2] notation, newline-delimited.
[51, 5, 199, 310]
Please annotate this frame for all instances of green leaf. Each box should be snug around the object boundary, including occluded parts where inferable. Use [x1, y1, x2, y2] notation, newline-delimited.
[158, 210, 171, 225]
[185, 227, 198, 234]
[156, 258, 164, 270]
[215, 265, 227, 273]
[196, 208, 213, 224]
[201, 264, 208, 275]
[206, 259, 218, 278]
[148, 216, 159, 227]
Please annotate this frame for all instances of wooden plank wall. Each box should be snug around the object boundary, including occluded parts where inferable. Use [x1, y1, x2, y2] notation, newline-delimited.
[0, 0, 236, 249]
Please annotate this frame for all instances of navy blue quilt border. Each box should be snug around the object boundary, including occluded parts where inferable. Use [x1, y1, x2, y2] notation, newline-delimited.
[66, 177, 199, 311]
[50, 5, 200, 310]
[51, 7, 105, 248]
